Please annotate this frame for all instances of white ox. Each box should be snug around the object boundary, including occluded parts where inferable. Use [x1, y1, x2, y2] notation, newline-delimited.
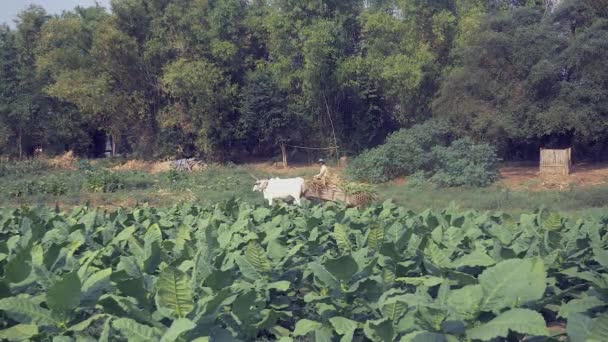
[252, 177, 306, 206]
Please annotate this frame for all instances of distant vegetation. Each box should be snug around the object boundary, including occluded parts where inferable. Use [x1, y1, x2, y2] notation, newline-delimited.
[1, 0, 608, 163]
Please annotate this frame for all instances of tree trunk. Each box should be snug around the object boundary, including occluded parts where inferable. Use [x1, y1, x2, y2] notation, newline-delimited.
[281, 143, 288, 168]
[111, 134, 116, 156]
[18, 129, 23, 160]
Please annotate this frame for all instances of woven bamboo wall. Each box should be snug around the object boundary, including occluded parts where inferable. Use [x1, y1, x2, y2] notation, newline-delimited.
[540, 148, 572, 175]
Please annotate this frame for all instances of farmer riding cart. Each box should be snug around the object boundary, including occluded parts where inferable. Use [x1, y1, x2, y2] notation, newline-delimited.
[306, 159, 376, 208]
[313, 159, 329, 186]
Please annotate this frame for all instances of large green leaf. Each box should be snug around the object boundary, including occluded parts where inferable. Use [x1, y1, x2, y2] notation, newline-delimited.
[160, 318, 196, 342]
[5, 248, 32, 284]
[447, 284, 483, 320]
[558, 296, 606, 318]
[452, 250, 495, 268]
[330, 317, 358, 342]
[308, 262, 340, 289]
[156, 267, 194, 318]
[0, 297, 56, 326]
[367, 225, 385, 251]
[381, 296, 408, 325]
[293, 319, 322, 336]
[400, 331, 456, 342]
[232, 290, 257, 325]
[466, 308, 548, 341]
[68, 314, 109, 332]
[80, 268, 112, 307]
[203, 269, 234, 291]
[333, 224, 351, 253]
[0, 324, 38, 341]
[364, 318, 394, 342]
[478, 258, 546, 313]
[324, 255, 359, 282]
[588, 312, 608, 341]
[47, 271, 81, 313]
[235, 242, 271, 281]
[424, 242, 451, 268]
[396, 276, 444, 287]
[112, 318, 163, 342]
[567, 313, 593, 342]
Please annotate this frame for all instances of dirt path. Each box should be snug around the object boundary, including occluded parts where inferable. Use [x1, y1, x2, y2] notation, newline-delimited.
[499, 163, 608, 191]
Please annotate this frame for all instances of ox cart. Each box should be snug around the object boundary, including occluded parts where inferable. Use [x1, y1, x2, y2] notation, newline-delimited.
[304, 182, 374, 208]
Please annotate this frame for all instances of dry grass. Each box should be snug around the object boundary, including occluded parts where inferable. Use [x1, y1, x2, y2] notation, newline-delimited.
[150, 161, 173, 173]
[498, 163, 608, 191]
[112, 160, 173, 174]
[112, 160, 152, 172]
[47, 151, 77, 170]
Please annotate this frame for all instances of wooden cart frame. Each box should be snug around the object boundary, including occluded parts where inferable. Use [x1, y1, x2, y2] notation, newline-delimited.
[304, 185, 372, 208]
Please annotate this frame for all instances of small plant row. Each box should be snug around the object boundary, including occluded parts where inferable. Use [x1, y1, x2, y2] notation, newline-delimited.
[0, 201, 606, 341]
[2, 169, 156, 198]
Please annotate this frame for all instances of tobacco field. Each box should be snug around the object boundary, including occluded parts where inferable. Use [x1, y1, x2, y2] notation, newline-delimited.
[0, 200, 607, 341]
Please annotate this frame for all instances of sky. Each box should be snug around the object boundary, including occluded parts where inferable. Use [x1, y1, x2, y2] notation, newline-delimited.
[1, 0, 111, 27]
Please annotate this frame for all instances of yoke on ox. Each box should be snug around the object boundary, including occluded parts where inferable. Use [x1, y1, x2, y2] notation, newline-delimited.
[252, 177, 306, 206]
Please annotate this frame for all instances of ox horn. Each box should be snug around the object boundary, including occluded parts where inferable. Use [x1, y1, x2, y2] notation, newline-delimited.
[248, 172, 259, 181]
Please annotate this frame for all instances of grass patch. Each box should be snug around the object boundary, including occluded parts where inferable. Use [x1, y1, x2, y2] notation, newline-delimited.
[2, 159, 608, 218]
[376, 181, 608, 216]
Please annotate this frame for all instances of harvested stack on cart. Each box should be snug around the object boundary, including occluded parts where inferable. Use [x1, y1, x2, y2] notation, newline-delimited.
[305, 179, 376, 207]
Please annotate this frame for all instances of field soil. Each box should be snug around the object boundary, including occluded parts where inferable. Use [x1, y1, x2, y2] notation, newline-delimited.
[499, 163, 608, 191]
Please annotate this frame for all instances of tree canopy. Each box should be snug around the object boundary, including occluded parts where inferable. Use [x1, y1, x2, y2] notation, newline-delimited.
[0, 0, 607, 161]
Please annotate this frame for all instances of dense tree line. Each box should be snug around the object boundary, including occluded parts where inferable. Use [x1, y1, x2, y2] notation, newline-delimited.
[1, 0, 607, 161]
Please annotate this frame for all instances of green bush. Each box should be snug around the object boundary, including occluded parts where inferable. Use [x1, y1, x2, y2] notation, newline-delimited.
[7, 176, 69, 197]
[344, 145, 394, 183]
[430, 138, 499, 187]
[166, 169, 188, 183]
[345, 120, 452, 183]
[405, 171, 429, 190]
[86, 170, 125, 193]
[346, 121, 499, 187]
[0, 158, 49, 177]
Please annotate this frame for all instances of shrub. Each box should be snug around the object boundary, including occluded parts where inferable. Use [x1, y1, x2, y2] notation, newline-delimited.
[0, 158, 49, 177]
[345, 120, 452, 183]
[344, 145, 395, 183]
[86, 170, 125, 193]
[430, 138, 499, 187]
[166, 169, 188, 183]
[405, 171, 429, 190]
[7, 176, 69, 197]
[346, 121, 499, 187]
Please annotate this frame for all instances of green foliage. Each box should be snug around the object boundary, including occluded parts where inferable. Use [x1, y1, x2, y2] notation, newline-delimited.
[165, 169, 186, 183]
[0, 201, 606, 340]
[2, 0, 607, 162]
[435, 3, 608, 159]
[0, 158, 49, 177]
[405, 171, 429, 190]
[156, 267, 193, 318]
[6, 175, 69, 197]
[337, 181, 378, 198]
[346, 120, 452, 183]
[430, 138, 499, 187]
[85, 169, 124, 193]
[347, 123, 498, 187]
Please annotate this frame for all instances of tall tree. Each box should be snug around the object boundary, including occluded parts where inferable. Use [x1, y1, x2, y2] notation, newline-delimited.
[0, 6, 51, 158]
